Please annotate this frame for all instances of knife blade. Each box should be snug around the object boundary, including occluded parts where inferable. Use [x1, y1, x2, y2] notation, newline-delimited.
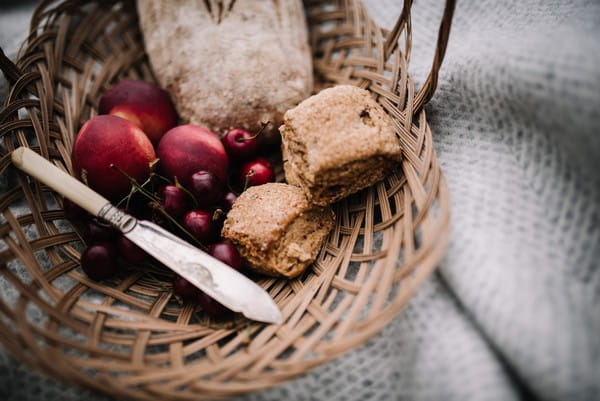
[11, 147, 282, 324]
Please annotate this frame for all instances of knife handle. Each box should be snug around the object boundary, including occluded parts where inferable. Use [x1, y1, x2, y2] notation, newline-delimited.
[11, 147, 110, 216]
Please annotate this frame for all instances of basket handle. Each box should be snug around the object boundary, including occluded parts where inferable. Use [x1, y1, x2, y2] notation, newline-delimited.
[384, 0, 456, 111]
[0, 47, 22, 85]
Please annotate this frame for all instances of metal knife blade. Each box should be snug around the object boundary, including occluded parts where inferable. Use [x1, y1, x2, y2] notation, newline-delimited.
[10, 147, 282, 325]
[124, 218, 282, 324]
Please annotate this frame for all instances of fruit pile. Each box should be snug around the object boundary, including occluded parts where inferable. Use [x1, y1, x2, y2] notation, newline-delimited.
[67, 79, 276, 317]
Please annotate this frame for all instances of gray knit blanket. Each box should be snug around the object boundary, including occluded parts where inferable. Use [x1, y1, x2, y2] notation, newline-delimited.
[1, 0, 599, 400]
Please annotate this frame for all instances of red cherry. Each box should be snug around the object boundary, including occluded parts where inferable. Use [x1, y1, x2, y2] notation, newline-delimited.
[183, 210, 212, 243]
[84, 218, 118, 244]
[197, 291, 231, 318]
[222, 191, 238, 211]
[240, 158, 275, 189]
[81, 242, 119, 280]
[197, 242, 242, 318]
[160, 185, 188, 219]
[117, 235, 147, 264]
[208, 241, 242, 270]
[222, 128, 259, 160]
[172, 275, 199, 300]
[190, 170, 224, 208]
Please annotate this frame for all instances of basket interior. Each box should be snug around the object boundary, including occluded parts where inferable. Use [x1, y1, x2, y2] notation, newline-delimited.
[0, 1, 450, 400]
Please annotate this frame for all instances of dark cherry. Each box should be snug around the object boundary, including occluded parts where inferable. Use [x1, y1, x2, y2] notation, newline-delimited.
[183, 210, 213, 243]
[63, 197, 89, 222]
[222, 128, 259, 161]
[240, 158, 275, 189]
[160, 185, 188, 219]
[117, 235, 147, 264]
[222, 191, 238, 211]
[172, 275, 199, 300]
[208, 241, 242, 270]
[81, 242, 119, 280]
[190, 170, 223, 208]
[84, 218, 118, 244]
[197, 291, 231, 318]
[197, 241, 242, 318]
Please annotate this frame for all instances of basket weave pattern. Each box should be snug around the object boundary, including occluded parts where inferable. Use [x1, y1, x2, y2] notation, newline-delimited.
[0, 0, 452, 399]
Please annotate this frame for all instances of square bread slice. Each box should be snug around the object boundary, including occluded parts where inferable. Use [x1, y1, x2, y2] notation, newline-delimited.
[221, 183, 335, 279]
[280, 85, 402, 206]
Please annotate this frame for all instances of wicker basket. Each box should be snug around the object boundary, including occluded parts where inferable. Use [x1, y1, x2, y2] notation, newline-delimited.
[0, 0, 454, 399]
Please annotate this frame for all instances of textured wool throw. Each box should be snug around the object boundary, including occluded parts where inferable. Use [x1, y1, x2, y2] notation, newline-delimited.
[1, 0, 599, 400]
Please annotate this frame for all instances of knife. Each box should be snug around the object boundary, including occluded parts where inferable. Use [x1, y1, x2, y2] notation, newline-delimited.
[11, 147, 282, 325]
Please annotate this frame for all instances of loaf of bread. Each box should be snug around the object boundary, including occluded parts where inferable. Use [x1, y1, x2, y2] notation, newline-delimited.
[222, 183, 334, 278]
[280, 85, 403, 206]
[136, 0, 313, 142]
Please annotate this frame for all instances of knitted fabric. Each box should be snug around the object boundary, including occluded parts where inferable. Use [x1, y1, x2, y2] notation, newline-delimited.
[1, 1, 598, 400]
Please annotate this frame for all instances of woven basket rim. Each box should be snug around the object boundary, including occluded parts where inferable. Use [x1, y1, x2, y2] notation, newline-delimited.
[0, 1, 454, 400]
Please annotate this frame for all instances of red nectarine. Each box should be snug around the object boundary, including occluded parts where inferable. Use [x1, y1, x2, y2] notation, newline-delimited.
[99, 79, 177, 145]
[72, 115, 157, 202]
[157, 125, 228, 189]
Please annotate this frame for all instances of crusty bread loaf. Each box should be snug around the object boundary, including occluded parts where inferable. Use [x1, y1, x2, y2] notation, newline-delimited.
[136, 0, 313, 142]
[221, 183, 334, 278]
[280, 85, 403, 206]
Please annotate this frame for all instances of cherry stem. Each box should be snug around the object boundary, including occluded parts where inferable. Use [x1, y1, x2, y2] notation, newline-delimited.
[237, 121, 270, 142]
[111, 165, 207, 250]
[175, 176, 200, 209]
[112, 165, 160, 207]
[212, 208, 225, 222]
[243, 169, 255, 192]
[150, 172, 172, 185]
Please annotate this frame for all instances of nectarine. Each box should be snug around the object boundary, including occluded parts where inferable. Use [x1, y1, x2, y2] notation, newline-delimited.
[72, 115, 157, 202]
[157, 125, 228, 188]
[99, 79, 177, 145]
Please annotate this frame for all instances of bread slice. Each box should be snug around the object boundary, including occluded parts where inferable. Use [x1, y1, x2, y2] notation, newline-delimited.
[136, 0, 312, 143]
[221, 183, 334, 278]
[280, 85, 402, 206]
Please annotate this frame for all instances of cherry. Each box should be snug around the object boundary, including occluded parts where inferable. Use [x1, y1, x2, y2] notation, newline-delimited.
[81, 242, 119, 280]
[208, 241, 242, 270]
[197, 241, 243, 318]
[84, 218, 118, 244]
[197, 291, 231, 318]
[183, 210, 213, 243]
[63, 197, 89, 222]
[172, 275, 199, 300]
[159, 185, 188, 219]
[222, 191, 238, 211]
[117, 235, 147, 264]
[222, 128, 259, 161]
[190, 170, 223, 208]
[240, 158, 275, 189]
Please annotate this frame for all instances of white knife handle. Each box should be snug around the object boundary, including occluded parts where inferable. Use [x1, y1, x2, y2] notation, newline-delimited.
[11, 147, 110, 217]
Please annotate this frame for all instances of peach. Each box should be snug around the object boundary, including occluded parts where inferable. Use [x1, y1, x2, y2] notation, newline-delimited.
[72, 115, 157, 202]
[157, 125, 228, 188]
[99, 79, 177, 144]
